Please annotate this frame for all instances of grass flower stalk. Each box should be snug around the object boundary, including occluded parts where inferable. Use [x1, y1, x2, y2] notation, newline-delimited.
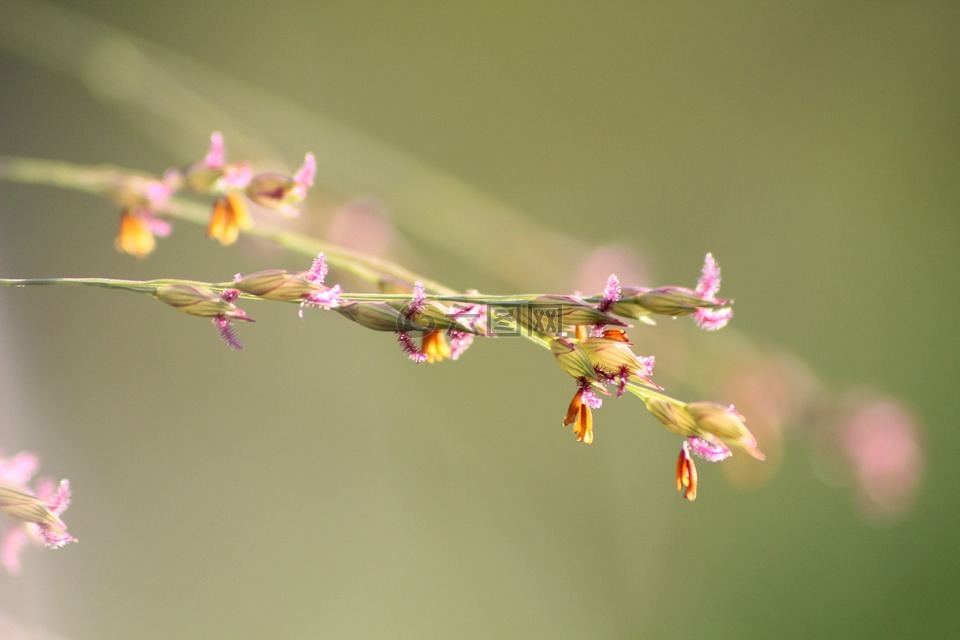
[0, 143, 758, 511]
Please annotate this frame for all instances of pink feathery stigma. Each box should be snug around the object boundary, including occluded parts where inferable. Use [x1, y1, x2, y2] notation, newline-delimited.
[307, 253, 329, 284]
[637, 354, 656, 379]
[578, 379, 603, 409]
[37, 480, 75, 548]
[204, 132, 225, 169]
[598, 274, 622, 312]
[685, 437, 732, 462]
[299, 286, 342, 319]
[621, 354, 659, 391]
[582, 389, 603, 409]
[306, 285, 342, 309]
[694, 306, 733, 331]
[397, 332, 428, 363]
[615, 365, 632, 397]
[693, 253, 733, 330]
[450, 298, 485, 329]
[38, 524, 75, 549]
[696, 253, 722, 299]
[447, 300, 483, 360]
[404, 281, 426, 318]
[27, 478, 76, 549]
[412, 281, 426, 307]
[294, 153, 316, 188]
[220, 288, 241, 304]
[41, 478, 71, 517]
[213, 316, 243, 350]
[448, 331, 474, 360]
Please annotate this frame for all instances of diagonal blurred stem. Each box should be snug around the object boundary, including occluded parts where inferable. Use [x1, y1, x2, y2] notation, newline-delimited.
[0, 156, 448, 293]
[0, 0, 586, 292]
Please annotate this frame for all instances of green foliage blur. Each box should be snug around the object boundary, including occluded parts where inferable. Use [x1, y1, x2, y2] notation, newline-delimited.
[1, 1, 958, 638]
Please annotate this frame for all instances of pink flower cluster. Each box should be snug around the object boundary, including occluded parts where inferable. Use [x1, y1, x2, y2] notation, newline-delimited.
[115, 132, 317, 257]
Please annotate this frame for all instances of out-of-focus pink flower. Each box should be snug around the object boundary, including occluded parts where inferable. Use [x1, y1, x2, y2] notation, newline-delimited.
[184, 133, 256, 245]
[192, 132, 252, 192]
[0, 450, 76, 575]
[292, 153, 316, 191]
[839, 396, 923, 522]
[204, 131, 226, 169]
[573, 245, 651, 299]
[707, 352, 822, 492]
[115, 207, 173, 258]
[1, 526, 29, 577]
[325, 197, 396, 257]
[0, 612, 72, 639]
[206, 192, 252, 246]
[0, 451, 39, 487]
[112, 171, 179, 258]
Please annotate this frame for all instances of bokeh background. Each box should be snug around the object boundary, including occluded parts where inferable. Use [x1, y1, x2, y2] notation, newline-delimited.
[1, 1, 958, 638]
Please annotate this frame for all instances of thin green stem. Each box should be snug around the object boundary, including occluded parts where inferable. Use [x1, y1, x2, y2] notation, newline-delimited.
[1, 277, 586, 310]
[0, 277, 198, 294]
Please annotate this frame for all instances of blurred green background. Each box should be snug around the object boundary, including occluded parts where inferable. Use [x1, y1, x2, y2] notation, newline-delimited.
[1, 1, 958, 638]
